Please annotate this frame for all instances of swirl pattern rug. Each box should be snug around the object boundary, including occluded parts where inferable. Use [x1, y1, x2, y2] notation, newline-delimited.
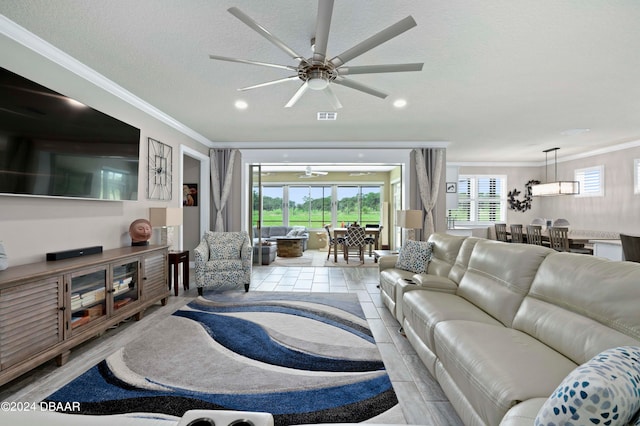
[44, 291, 399, 425]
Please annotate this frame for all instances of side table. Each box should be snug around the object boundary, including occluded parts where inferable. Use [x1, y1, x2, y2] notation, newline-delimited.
[168, 250, 189, 296]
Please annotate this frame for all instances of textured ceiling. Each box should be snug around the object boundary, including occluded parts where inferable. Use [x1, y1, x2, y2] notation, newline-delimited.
[2, 0, 640, 162]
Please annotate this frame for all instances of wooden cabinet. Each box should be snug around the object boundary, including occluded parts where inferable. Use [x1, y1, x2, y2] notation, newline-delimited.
[0, 245, 169, 386]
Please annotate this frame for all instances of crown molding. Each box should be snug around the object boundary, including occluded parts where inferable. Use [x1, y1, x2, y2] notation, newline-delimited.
[210, 141, 449, 149]
[450, 139, 640, 168]
[1, 15, 214, 148]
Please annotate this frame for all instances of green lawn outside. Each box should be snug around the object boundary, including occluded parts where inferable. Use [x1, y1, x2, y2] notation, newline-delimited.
[254, 210, 381, 228]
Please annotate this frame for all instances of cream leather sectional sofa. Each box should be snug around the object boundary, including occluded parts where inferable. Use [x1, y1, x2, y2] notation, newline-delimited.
[379, 233, 640, 426]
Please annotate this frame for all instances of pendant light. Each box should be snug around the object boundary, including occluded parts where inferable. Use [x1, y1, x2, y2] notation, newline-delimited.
[531, 147, 580, 196]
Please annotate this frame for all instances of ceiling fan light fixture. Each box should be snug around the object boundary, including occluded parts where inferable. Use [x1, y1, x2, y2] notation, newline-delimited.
[393, 99, 407, 108]
[307, 69, 330, 90]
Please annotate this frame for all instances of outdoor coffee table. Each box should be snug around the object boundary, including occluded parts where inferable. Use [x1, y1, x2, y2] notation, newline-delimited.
[276, 237, 303, 257]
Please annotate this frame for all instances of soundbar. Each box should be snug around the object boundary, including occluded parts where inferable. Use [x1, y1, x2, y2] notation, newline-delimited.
[46, 246, 103, 261]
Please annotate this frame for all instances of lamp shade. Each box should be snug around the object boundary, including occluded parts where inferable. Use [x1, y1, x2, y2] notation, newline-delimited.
[531, 181, 580, 196]
[398, 210, 423, 229]
[149, 207, 183, 227]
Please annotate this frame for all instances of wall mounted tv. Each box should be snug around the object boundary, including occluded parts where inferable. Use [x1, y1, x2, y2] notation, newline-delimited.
[0, 67, 141, 201]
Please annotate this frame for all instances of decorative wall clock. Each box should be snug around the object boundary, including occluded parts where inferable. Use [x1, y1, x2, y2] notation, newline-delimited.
[147, 138, 172, 200]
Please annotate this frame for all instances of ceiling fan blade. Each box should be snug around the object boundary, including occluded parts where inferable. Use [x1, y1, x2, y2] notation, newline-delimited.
[209, 55, 297, 71]
[323, 85, 342, 109]
[337, 63, 423, 75]
[227, 7, 306, 62]
[333, 77, 388, 99]
[285, 83, 309, 108]
[238, 76, 300, 91]
[312, 0, 334, 64]
[330, 16, 417, 67]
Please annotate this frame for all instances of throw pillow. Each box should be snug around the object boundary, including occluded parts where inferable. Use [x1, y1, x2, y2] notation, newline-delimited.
[292, 226, 306, 236]
[395, 240, 434, 274]
[286, 229, 297, 237]
[535, 346, 640, 426]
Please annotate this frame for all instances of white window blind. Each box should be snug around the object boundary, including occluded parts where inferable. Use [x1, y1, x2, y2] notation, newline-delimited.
[575, 165, 604, 197]
[449, 175, 506, 224]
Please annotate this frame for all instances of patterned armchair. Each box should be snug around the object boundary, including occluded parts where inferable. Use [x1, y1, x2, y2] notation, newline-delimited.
[194, 231, 252, 294]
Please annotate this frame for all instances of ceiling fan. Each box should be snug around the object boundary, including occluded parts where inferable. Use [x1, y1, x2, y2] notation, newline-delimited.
[299, 166, 329, 178]
[209, 0, 423, 108]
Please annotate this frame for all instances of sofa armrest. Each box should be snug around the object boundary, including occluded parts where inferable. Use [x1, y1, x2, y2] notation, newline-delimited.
[240, 240, 253, 265]
[194, 239, 208, 263]
[378, 254, 399, 272]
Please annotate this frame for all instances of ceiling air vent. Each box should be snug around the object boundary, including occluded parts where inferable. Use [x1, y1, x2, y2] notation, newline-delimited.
[317, 112, 337, 121]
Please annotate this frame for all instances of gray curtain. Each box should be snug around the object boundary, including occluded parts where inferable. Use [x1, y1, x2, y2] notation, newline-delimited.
[210, 149, 238, 231]
[414, 148, 444, 237]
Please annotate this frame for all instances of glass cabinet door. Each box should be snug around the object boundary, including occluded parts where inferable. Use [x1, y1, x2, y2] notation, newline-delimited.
[112, 259, 139, 311]
[69, 267, 107, 331]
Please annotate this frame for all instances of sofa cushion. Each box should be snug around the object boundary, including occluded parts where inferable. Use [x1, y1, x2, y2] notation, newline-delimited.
[266, 226, 289, 238]
[513, 253, 640, 366]
[395, 240, 434, 273]
[434, 320, 577, 426]
[425, 233, 467, 277]
[205, 231, 244, 259]
[535, 346, 640, 426]
[447, 236, 481, 284]
[403, 291, 502, 350]
[456, 240, 553, 327]
[285, 226, 307, 237]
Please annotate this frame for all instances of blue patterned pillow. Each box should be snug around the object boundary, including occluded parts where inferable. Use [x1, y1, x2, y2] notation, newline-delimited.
[395, 240, 434, 274]
[535, 346, 640, 426]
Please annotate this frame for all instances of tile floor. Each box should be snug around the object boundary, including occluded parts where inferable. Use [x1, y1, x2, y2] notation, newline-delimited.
[0, 250, 463, 425]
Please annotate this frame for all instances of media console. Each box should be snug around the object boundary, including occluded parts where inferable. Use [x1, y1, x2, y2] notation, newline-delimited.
[0, 245, 169, 386]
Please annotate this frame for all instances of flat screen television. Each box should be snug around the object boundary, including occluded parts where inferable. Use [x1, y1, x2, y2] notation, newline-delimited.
[0, 67, 140, 201]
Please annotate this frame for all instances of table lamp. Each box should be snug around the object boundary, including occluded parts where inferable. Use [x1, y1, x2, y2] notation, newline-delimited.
[398, 209, 423, 242]
[149, 207, 183, 249]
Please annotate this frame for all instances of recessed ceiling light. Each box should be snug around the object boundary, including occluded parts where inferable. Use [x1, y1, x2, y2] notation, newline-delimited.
[393, 99, 407, 108]
[234, 100, 248, 110]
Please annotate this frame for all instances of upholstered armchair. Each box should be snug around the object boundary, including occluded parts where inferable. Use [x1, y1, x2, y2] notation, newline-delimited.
[194, 231, 252, 294]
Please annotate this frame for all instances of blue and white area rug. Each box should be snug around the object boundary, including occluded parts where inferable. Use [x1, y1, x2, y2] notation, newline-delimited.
[44, 291, 399, 425]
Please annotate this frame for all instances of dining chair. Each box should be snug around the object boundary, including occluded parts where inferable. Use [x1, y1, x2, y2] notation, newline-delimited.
[495, 223, 509, 242]
[619, 233, 640, 263]
[526, 225, 543, 246]
[548, 227, 592, 254]
[343, 225, 366, 264]
[509, 224, 524, 243]
[324, 225, 344, 261]
[364, 225, 382, 257]
[548, 227, 570, 251]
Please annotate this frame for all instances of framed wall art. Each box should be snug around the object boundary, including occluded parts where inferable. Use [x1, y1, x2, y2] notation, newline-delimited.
[147, 138, 172, 200]
[446, 182, 458, 193]
[183, 183, 198, 207]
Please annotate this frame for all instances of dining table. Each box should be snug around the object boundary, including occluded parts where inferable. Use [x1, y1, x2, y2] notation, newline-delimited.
[332, 227, 381, 262]
[509, 229, 596, 251]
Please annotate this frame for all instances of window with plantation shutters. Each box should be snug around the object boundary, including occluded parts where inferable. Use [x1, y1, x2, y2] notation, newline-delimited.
[448, 175, 507, 224]
[575, 165, 604, 197]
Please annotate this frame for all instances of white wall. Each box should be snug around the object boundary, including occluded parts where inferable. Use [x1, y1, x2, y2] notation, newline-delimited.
[540, 145, 640, 234]
[458, 144, 640, 234]
[0, 34, 209, 266]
